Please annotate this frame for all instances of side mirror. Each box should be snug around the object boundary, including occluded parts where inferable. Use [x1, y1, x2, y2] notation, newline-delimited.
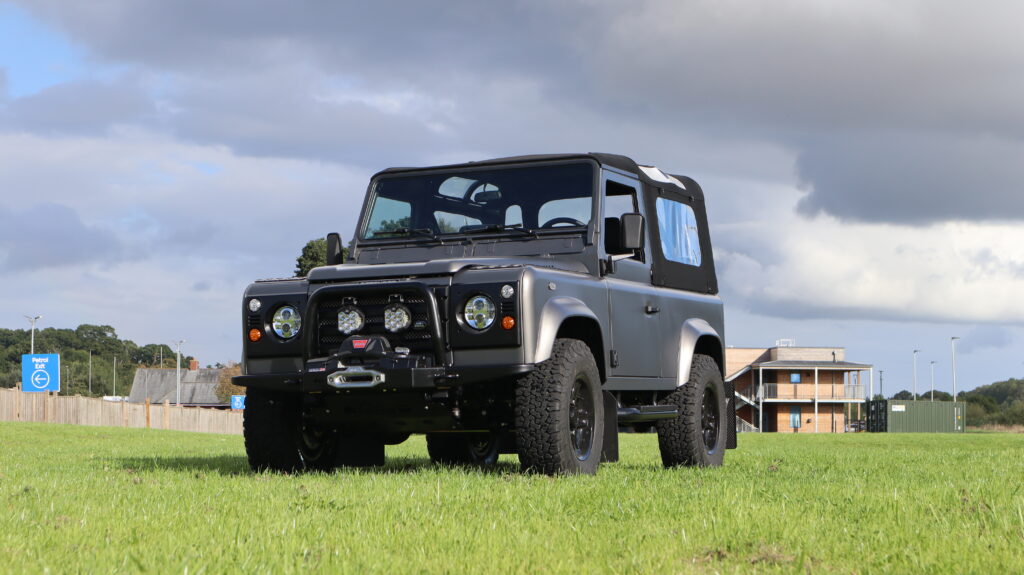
[620, 213, 644, 251]
[326, 232, 345, 265]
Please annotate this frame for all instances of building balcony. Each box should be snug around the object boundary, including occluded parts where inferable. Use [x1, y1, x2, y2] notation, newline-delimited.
[758, 383, 865, 401]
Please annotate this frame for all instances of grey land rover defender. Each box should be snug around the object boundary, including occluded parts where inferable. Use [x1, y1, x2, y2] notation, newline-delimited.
[234, 153, 735, 475]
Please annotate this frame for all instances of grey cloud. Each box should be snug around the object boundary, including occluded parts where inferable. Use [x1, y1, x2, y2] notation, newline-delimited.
[15, 0, 1024, 224]
[795, 133, 1024, 223]
[0, 202, 126, 270]
[0, 77, 155, 135]
[957, 326, 1013, 354]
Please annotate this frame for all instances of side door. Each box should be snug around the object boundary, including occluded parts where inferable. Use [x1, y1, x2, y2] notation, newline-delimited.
[602, 171, 664, 379]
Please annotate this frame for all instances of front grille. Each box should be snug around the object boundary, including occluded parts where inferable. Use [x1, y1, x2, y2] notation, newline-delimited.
[315, 291, 436, 358]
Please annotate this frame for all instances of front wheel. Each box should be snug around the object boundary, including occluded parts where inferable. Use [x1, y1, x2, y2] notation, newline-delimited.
[656, 354, 727, 467]
[243, 389, 337, 473]
[515, 338, 604, 475]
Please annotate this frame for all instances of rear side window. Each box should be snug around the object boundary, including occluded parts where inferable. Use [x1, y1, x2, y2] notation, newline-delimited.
[655, 198, 701, 267]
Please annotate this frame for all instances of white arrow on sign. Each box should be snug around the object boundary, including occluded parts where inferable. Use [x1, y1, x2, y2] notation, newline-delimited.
[31, 369, 50, 389]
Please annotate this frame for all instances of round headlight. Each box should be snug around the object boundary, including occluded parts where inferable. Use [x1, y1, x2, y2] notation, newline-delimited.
[337, 306, 365, 335]
[248, 298, 262, 313]
[272, 306, 301, 340]
[383, 303, 412, 333]
[464, 295, 495, 330]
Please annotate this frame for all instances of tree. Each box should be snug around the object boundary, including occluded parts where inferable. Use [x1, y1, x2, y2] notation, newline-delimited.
[294, 237, 350, 277]
[892, 390, 915, 400]
[215, 363, 244, 403]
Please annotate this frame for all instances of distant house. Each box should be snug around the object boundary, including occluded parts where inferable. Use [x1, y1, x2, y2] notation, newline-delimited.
[127, 367, 225, 406]
[727, 342, 873, 433]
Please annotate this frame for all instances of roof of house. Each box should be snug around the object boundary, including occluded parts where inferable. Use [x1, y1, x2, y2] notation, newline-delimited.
[127, 368, 224, 404]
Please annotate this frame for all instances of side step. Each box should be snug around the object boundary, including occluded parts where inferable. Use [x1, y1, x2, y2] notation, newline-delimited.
[617, 405, 679, 423]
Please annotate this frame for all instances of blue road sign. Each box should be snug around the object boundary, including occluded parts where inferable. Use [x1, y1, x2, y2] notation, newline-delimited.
[22, 354, 60, 393]
[231, 395, 246, 410]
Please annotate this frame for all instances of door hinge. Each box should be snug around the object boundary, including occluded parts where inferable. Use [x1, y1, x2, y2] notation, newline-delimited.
[610, 350, 619, 368]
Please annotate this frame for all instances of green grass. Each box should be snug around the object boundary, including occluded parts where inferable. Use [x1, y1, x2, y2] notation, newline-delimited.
[1, 424, 1023, 574]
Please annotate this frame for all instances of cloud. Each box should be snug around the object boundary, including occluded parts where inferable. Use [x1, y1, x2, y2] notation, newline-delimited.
[0, 202, 125, 270]
[957, 326, 1013, 354]
[713, 183, 1024, 324]
[0, 76, 155, 135]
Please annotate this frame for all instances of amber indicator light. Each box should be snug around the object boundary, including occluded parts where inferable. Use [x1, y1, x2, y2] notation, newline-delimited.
[248, 328, 263, 342]
[501, 316, 516, 330]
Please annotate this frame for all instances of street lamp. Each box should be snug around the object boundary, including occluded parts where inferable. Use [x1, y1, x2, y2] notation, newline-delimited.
[951, 337, 960, 402]
[912, 349, 921, 401]
[174, 340, 186, 406]
[930, 361, 936, 402]
[24, 315, 42, 354]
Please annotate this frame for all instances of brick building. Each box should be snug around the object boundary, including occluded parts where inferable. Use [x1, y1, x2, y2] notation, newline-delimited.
[727, 342, 873, 433]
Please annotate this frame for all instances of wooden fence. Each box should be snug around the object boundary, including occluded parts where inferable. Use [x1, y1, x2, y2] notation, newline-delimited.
[0, 388, 243, 435]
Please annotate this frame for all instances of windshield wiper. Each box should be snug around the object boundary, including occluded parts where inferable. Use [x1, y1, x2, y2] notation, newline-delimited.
[374, 227, 438, 240]
[462, 224, 538, 238]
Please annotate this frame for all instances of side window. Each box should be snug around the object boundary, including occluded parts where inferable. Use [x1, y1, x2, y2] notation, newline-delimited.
[604, 182, 637, 219]
[365, 197, 412, 236]
[434, 211, 481, 233]
[655, 197, 702, 267]
[604, 180, 644, 260]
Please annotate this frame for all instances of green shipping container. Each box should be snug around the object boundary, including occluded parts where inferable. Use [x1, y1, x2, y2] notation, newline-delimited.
[866, 400, 965, 433]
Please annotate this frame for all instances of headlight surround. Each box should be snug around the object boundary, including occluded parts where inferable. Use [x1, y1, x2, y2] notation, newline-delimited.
[271, 306, 302, 340]
[463, 295, 496, 330]
[337, 306, 365, 335]
[383, 303, 412, 333]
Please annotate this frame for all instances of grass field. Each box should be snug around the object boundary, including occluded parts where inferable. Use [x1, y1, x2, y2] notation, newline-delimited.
[1, 423, 1023, 574]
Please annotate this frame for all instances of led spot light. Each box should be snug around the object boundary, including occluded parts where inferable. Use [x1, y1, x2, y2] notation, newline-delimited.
[383, 303, 412, 333]
[337, 306, 365, 335]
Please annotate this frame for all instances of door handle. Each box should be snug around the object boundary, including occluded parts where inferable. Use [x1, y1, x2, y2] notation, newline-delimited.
[645, 305, 660, 314]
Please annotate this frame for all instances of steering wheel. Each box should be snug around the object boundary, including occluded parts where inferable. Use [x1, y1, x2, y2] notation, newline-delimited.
[540, 217, 585, 228]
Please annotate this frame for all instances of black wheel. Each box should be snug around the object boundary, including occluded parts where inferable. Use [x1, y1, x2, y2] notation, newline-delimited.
[243, 389, 338, 473]
[515, 338, 604, 475]
[426, 432, 500, 467]
[656, 354, 727, 467]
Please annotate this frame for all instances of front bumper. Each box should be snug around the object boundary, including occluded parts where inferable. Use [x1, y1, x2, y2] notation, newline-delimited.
[233, 363, 534, 393]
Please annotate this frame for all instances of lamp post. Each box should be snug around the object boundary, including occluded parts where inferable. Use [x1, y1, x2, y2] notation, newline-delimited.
[879, 370, 884, 399]
[912, 349, 921, 401]
[24, 315, 42, 354]
[930, 361, 936, 401]
[951, 337, 960, 402]
[174, 340, 186, 406]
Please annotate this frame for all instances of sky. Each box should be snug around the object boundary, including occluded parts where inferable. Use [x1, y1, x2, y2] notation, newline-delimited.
[1, 0, 1022, 395]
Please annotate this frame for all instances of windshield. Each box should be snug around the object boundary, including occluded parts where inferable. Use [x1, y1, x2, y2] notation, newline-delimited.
[360, 162, 594, 240]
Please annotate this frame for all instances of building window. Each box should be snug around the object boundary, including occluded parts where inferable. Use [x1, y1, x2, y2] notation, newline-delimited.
[790, 406, 802, 429]
[790, 372, 802, 384]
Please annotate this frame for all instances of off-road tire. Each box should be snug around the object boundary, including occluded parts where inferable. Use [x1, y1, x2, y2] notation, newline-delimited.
[656, 354, 727, 467]
[426, 432, 500, 467]
[243, 388, 337, 473]
[515, 338, 604, 475]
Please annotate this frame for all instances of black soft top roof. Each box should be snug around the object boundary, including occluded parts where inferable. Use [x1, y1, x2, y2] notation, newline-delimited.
[373, 153, 700, 201]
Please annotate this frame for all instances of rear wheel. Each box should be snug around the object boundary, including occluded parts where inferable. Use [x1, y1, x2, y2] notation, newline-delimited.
[426, 432, 500, 467]
[515, 338, 603, 475]
[656, 354, 727, 467]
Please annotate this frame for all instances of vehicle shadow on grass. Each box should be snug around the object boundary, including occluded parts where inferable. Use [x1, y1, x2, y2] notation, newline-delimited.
[113, 455, 523, 477]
